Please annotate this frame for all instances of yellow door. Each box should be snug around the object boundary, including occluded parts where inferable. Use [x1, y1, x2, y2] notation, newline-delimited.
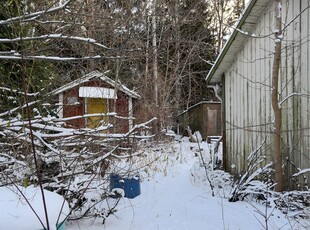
[87, 98, 107, 128]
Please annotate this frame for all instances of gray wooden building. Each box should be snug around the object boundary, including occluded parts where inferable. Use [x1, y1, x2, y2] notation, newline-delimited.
[206, 0, 310, 189]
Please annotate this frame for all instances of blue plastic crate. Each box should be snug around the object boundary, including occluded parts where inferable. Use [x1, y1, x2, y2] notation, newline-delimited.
[110, 174, 141, 199]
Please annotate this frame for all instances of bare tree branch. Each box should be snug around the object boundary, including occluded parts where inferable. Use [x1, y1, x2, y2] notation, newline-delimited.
[0, 34, 109, 49]
[279, 93, 310, 107]
[0, 55, 130, 62]
[0, 0, 73, 26]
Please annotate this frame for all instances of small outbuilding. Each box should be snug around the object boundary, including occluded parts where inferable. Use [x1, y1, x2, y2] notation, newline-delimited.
[177, 101, 221, 140]
[52, 70, 140, 133]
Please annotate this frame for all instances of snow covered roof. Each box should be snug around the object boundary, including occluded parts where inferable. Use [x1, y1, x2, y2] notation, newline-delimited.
[206, 0, 271, 83]
[52, 70, 140, 99]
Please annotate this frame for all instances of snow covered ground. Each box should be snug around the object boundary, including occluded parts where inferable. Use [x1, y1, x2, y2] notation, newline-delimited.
[0, 185, 69, 230]
[66, 137, 309, 230]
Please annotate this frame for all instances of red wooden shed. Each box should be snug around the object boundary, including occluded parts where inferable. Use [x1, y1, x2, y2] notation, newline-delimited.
[52, 71, 140, 133]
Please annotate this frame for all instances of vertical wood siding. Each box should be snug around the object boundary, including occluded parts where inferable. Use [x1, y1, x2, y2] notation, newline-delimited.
[224, 0, 310, 188]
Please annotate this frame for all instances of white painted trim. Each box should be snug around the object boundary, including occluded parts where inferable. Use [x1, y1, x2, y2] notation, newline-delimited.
[84, 97, 88, 126]
[79, 86, 116, 99]
[128, 96, 133, 130]
[58, 93, 63, 119]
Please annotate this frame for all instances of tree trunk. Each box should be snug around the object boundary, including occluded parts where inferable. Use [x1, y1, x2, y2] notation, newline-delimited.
[152, 0, 160, 135]
[144, 14, 150, 100]
[86, 0, 95, 70]
[272, 0, 284, 192]
[152, 0, 158, 108]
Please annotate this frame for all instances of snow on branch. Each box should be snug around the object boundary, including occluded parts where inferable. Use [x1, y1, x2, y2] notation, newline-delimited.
[0, 100, 40, 117]
[0, 0, 72, 26]
[32, 130, 61, 154]
[292, 168, 310, 177]
[0, 55, 125, 62]
[92, 146, 119, 165]
[232, 26, 272, 39]
[1, 113, 156, 145]
[229, 138, 274, 202]
[56, 113, 117, 122]
[279, 93, 310, 107]
[0, 87, 39, 97]
[125, 117, 157, 136]
[0, 34, 109, 49]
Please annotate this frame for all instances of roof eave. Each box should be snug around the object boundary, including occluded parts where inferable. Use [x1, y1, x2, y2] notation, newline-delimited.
[51, 70, 141, 99]
[205, 0, 259, 84]
[51, 70, 102, 95]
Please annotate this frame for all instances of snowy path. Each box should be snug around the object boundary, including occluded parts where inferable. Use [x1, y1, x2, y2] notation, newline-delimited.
[67, 139, 307, 230]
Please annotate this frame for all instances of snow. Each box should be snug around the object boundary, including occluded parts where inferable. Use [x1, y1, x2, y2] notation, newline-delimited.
[131, 7, 138, 14]
[65, 137, 308, 230]
[0, 54, 104, 61]
[293, 168, 310, 177]
[0, 185, 69, 230]
[0, 136, 308, 230]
